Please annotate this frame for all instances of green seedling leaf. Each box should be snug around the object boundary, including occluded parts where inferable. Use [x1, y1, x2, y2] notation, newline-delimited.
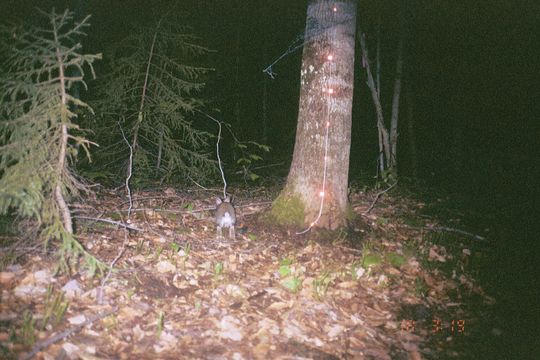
[214, 262, 224, 276]
[237, 158, 251, 165]
[127, 289, 135, 299]
[249, 173, 260, 181]
[155, 246, 163, 260]
[249, 154, 263, 161]
[279, 264, 291, 278]
[156, 311, 164, 338]
[386, 252, 406, 267]
[247, 233, 257, 241]
[281, 277, 302, 293]
[279, 258, 293, 266]
[184, 203, 194, 212]
[362, 254, 382, 268]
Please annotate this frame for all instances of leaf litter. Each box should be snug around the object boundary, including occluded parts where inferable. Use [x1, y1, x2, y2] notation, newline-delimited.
[0, 187, 497, 359]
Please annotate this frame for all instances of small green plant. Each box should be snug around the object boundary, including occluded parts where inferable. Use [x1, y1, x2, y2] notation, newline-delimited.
[350, 260, 364, 280]
[127, 289, 135, 300]
[156, 311, 165, 338]
[386, 252, 406, 268]
[170, 242, 180, 254]
[278, 258, 302, 293]
[169, 242, 180, 263]
[247, 233, 258, 241]
[362, 253, 382, 268]
[136, 239, 145, 254]
[41, 285, 69, 330]
[154, 245, 164, 261]
[278, 258, 294, 277]
[234, 141, 271, 183]
[181, 243, 192, 256]
[180, 243, 191, 270]
[376, 168, 397, 189]
[214, 262, 224, 279]
[282, 277, 302, 293]
[414, 277, 428, 297]
[361, 240, 375, 254]
[20, 311, 36, 346]
[313, 271, 333, 300]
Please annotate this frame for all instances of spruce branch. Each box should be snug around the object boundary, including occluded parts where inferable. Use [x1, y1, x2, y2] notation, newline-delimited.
[0, 8, 102, 272]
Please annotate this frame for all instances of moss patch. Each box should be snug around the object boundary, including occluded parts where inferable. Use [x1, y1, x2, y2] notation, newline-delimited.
[345, 203, 357, 222]
[269, 193, 305, 227]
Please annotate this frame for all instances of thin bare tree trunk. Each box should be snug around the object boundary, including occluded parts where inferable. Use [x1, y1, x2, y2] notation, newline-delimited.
[54, 24, 73, 234]
[376, 15, 381, 100]
[359, 31, 391, 164]
[389, 39, 403, 170]
[233, 0, 242, 132]
[406, 85, 418, 179]
[133, 28, 159, 152]
[262, 75, 268, 144]
[156, 124, 164, 171]
[375, 17, 384, 173]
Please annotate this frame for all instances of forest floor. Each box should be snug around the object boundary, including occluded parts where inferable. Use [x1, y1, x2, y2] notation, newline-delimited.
[1, 184, 506, 359]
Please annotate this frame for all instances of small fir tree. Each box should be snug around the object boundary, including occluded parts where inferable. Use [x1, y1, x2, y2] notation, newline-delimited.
[90, 20, 215, 186]
[0, 9, 103, 274]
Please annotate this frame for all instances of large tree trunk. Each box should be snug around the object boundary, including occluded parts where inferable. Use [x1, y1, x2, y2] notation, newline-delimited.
[276, 0, 357, 230]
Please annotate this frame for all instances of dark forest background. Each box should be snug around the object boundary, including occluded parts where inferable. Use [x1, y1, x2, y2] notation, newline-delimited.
[3, 0, 537, 204]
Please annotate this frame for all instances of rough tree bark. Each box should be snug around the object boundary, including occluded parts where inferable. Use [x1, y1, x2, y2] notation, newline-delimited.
[273, 0, 357, 230]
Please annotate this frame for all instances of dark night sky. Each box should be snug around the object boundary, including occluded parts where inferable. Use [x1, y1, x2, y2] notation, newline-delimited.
[2, 0, 538, 208]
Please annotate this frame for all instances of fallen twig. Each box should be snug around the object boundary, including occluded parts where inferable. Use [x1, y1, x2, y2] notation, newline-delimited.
[233, 162, 284, 174]
[364, 181, 397, 214]
[74, 216, 142, 232]
[402, 224, 487, 241]
[97, 212, 129, 304]
[118, 121, 134, 219]
[113, 201, 273, 215]
[21, 307, 118, 360]
[424, 225, 487, 241]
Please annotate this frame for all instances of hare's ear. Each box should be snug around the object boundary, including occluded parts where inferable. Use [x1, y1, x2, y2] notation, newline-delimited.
[224, 195, 232, 203]
[216, 197, 223, 206]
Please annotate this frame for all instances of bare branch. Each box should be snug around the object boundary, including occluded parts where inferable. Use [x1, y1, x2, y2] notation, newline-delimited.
[21, 307, 118, 360]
